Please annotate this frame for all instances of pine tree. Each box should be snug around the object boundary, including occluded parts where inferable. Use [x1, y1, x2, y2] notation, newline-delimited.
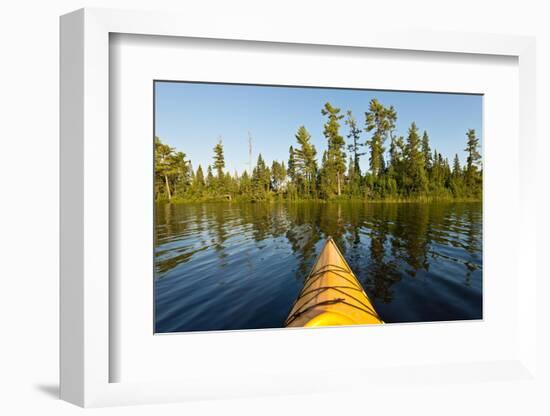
[264, 163, 271, 194]
[431, 151, 446, 190]
[271, 160, 287, 194]
[404, 122, 428, 195]
[252, 154, 270, 197]
[346, 155, 360, 197]
[293, 126, 318, 197]
[319, 150, 330, 199]
[172, 151, 191, 197]
[188, 161, 195, 184]
[213, 139, 225, 179]
[450, 154, 463, 197]
[433, 152, 440, 185]
[287, 146, 298, 200]
[345, 110, 364, 176]
[154, 136, 189, 200]
[464, 129, 482, 192]
[443, 157, 451, 188]
[206, 165, 214, 189]
[365, 99, 397, 178]
[224, 172, 234, 196]
[345, 110, 363, 196]
[321, 102, 346, 197]
[288, 146, 296, 183]
[194, 165, 205, 194]
[240, 170, 252, 195]
[388, 135, 406, 191]
[421, 130, 432, 172]
[452, 154, 461, 177]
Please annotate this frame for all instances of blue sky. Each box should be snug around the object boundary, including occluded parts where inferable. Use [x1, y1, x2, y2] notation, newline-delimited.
[154, 81, 482, 175]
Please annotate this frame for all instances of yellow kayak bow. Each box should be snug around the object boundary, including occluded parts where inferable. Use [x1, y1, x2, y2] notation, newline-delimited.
[285, 237, 383, 327]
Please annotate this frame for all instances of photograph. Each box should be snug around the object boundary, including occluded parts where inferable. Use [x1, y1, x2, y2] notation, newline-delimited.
[154, 81, 483, 333]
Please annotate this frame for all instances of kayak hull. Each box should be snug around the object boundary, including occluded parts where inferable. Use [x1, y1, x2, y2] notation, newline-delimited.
[285, 237, 383, 327]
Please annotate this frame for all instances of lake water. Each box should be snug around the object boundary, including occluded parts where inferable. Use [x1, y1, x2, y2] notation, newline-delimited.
[155, 201, 482, 333]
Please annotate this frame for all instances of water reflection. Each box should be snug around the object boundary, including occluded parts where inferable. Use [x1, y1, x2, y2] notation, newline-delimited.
[155, 201, 482, 332]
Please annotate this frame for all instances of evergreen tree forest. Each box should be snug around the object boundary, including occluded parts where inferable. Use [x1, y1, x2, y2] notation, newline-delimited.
[155, 99, 482, 203]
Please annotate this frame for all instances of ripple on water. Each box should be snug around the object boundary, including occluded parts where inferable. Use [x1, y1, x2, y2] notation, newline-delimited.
[155, 202, 482, 332]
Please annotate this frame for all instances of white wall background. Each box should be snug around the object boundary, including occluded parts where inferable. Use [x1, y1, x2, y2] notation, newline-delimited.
[0, 0, 548, 415]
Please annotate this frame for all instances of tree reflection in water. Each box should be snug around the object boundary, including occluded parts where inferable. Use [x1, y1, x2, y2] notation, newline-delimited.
[155, 201, 482, 332]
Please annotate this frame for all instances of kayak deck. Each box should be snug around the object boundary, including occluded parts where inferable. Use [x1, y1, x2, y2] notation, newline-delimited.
[285, 237, 383, 327]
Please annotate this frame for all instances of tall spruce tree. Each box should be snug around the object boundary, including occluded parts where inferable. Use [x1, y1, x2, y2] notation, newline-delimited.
[365, 99, 397, 178]
[345, 110, 364, 175]
[271, 160, 287, 194]
[293, 126, 318, 197]
[421, 130, 432, 172]
[288, 146, 296, 182]
[464, 129, 481, 187]
[206, 165, 214, 189]
[388, 135, 406, 189]
[213, 139, 225, 179]
[452, 154, 461, 177]
[240, 170, 252, 195]
[252, 153, 270, 196]
[450, 154, 463, 197]
[405, 122, 428, 195]
[194, 165, 205, 190]
[318, 150, 330, 199]
[321, 102, 346, 197]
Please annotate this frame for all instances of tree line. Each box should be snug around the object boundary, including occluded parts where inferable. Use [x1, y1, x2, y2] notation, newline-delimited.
[155, 99, 482, 202]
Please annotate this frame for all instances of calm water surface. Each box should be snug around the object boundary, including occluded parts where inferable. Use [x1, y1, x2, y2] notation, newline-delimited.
[155, 202, 482, 333]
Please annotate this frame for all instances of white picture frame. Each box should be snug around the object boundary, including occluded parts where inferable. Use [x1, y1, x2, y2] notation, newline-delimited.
[60, 7, 538, 407]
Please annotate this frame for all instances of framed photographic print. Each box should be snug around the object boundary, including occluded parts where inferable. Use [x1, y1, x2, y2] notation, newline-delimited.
[60, 8, 538, 407]
[152, 81, 483, 333]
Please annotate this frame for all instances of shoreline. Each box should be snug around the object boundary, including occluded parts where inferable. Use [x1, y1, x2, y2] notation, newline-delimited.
[156, 197, 482, 205]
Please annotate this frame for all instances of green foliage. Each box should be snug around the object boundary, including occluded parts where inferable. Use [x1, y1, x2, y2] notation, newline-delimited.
[213, 139, 225, 179]
[240, 170, 252, 196]
[287, 145, 296, 183]
[320, 102, 346, 197]
[345, 111, 364, 197]
[365, 99, 396, 178]
[155, 103, 482, 203]
[188, 164, 205, 198]
[292, 126, 318, 198]
[206, 165, 214, 188]
[345, 110, 364, 176]
[154, 136, 190, 200]
[404, 122, 428, 195]
[271, 160, 287, 196]
[421, 130, 432, 172]
[252, 154, 271, 199]
[449, 154, 465, 197]
[464, 129, 482, 197]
